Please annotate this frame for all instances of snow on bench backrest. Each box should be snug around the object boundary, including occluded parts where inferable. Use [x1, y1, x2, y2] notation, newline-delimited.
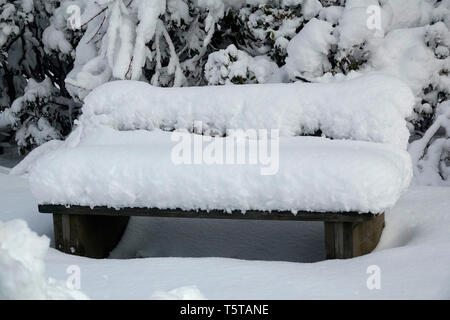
[80, 73, 415, 149]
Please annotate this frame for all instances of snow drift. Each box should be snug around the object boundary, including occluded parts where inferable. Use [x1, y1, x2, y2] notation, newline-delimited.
[0, 219, 88, 299]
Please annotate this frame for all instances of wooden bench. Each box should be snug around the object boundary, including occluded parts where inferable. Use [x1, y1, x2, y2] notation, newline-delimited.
[39, 205, 384, 259]
[23, 76, 414, 261]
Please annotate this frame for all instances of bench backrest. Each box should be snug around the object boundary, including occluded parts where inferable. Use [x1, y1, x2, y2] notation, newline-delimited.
[80, 73, 414, 149]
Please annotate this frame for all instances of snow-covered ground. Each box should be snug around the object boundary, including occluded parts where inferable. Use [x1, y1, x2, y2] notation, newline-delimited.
[1, 166, 449, 299]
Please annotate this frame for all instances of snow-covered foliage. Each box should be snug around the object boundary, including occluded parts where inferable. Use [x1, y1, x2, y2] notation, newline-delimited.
[286, 18, 336, 79]
[236, 2, 305, 65]
[0, 219, 88, 299]
[409, 101, 450, 186]
[205, 44, 279, 84]
[0, 0, 449, 184]
[283, 0, 450, 184]
[0, 0, 43, 109]
[0, 0, 81, 152]
[0, 78, 62, 150]
[66, 0, 198, 99]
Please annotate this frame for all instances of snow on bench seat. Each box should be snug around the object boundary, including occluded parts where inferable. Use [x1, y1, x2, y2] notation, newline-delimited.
[14, 73, 415, 214]
[25, 129, 412, 214]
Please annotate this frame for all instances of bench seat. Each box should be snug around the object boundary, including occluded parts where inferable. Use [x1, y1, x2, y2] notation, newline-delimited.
[28, 130, 412, 214]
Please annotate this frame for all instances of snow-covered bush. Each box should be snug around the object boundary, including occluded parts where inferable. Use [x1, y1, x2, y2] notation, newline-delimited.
[236, 2, 304, 65]
[409, 101, 450, 186]
[205, 44, 278, 84]
[0, 78, 61, 152]
[409, 21, 450, 135]
[283, 0, 450, 184]
[0, 0, 34, 109]
[286, 18, 335, 79]
[0, 219, 88, 299]
[0, 0, 80, 152]
[65, 0, 209, 99]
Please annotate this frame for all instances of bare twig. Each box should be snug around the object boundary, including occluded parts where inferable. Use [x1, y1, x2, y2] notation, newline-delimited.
[86, 15, 106, 44]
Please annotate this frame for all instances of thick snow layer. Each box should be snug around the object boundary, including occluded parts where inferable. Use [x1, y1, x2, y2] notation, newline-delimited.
[0, 219, 87, 299]
[79, 73, 414, 148]
[1, 170, 449, 299]
[24, 129, 412, 213]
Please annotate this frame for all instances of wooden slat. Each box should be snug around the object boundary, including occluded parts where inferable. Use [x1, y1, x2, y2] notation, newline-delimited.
[324, 213, 385, 259]
[52, 213, 130, 258]
[38, 204, 376, 222]
[352, 213, 385, 257]
[324, 221, 354, 259]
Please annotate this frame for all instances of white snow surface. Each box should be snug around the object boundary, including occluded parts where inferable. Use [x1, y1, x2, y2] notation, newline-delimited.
[78, 73, 414, 148]
[23, 130, 412, 214]
[0, 219, 88, 299]
[1, 170, 450, 299]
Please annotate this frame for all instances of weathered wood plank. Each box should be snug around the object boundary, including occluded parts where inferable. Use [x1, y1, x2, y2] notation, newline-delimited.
[53, 213, 130, 258]
[324, 221, 354, 259]
[39, 205, 375, 222]
[352, 213, 385, 257]
[324, 213, 385, 259]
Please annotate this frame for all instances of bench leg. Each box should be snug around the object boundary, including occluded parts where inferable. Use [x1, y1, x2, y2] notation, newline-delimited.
[324, 213, 385, 259]
[53, 214, 130, 259]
